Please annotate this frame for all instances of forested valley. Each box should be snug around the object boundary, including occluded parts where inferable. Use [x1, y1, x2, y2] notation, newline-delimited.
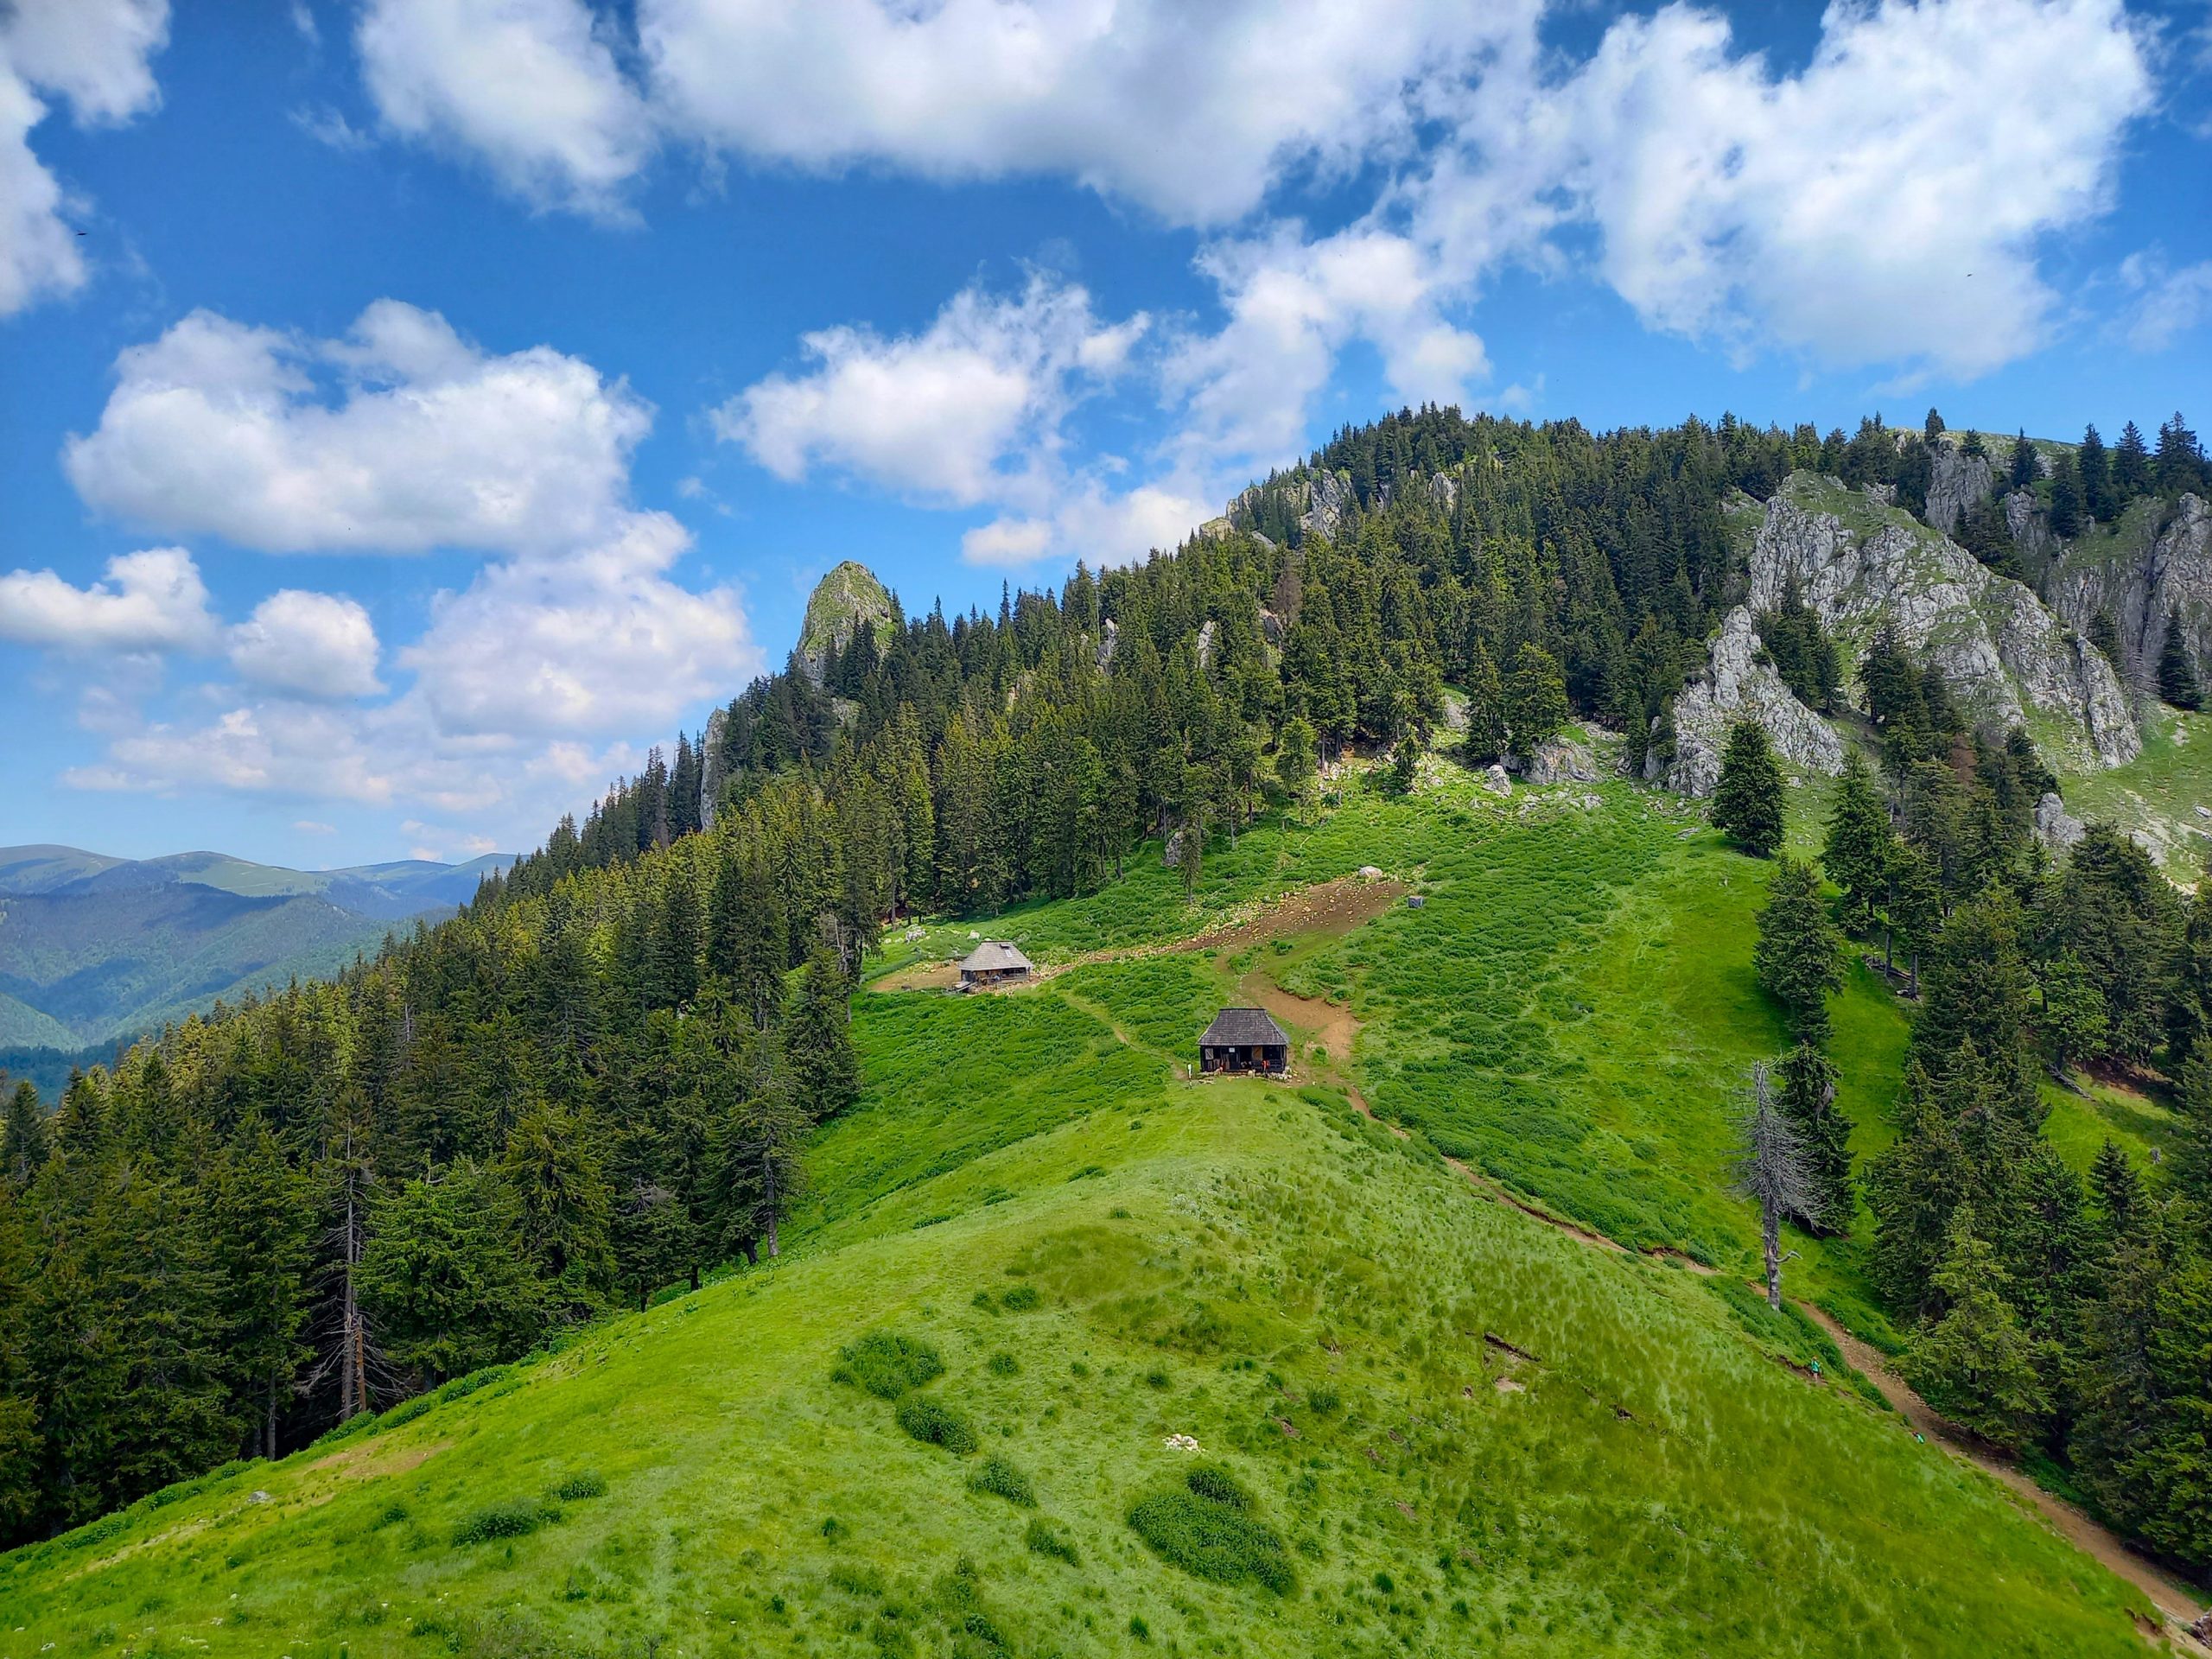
[3, 404, 2209, 1587]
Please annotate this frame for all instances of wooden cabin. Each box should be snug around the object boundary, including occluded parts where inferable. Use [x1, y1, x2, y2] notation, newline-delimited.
[957, 941, 1034, 990]
[1198, 1007, 1291, 1075]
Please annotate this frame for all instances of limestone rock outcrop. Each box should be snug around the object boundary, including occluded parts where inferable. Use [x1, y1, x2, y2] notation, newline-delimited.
[1924, 447, 1995, 536]
[798, 561, 897, 685]
[2047, 493, 2212, 696]
[1652, 606, 1845, 798]
[1745, 475, 2137, 770]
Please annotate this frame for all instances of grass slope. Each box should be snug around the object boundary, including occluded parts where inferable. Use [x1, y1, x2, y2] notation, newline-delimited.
[0, 779, 2176, 1657]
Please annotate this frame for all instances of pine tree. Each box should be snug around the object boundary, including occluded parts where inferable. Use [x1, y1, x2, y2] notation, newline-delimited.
[2114, 420, 2151, 499]
[2046, 448, 2082, 537]
[1821, 750, 1893, 931]
[2158, 610, 2202, 709]
[1, 1081, 46, 1189]
[2036, 950, 2108, 1076]
[2155, 411, 2205, 495]
[108, 1173, 238, 1497]
[499, 1101, 613, 1318]
[1901, 1207, 2050, 1452]
[1755, 858, 1844, 1044]
[705, 1078, 810, 1264]
[357, 1163, 543, 1384]
[782, 944, 858, 1123]
[1774, 1042, 1852, 1233]
[1711, 719, 1784, 856]
[1461, 645, 1507, 763]
[1503, 643, 1567, 756]
[213, 1122, 313, 1460]
[2088, 605, 2126, 680]
[1275, 715, 1319, 822]
[2078, 423, 2113, 521]
[2008, 431, 2039, 491]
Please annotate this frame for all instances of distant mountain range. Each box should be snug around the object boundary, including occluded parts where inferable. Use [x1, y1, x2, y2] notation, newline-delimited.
[0, 844, 512, 1056]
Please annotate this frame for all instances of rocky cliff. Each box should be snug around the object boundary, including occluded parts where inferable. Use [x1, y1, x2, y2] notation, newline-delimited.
[2045, 493, 2212, 696]
[1651, 606, 1846, 796]
[1745, 474, 2137, 770]
[798, 560, 897, 684]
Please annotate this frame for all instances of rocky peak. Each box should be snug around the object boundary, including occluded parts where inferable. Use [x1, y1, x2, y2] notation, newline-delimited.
[799, 561, 896, 685]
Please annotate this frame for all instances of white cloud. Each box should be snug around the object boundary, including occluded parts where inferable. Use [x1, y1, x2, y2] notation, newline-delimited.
[294, 819, 337, 834]
[638, 0, 1523, 226]
[66, 300, 654, 556]
[0, 0, 169, 316]
[356, 0, 653, 216]
[717, 275, 1145, 506]
[962, 481, 1212, 569]
[2117, 250, 2212, 353]
[0, 546, 216, 653]
[228, 589, 385, 700]
[399, 511, 756, 737]
[1411, 0, 2153, 378]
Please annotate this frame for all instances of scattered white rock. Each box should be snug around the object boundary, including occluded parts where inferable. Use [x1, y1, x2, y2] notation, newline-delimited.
[1357, 865, 1385, 879]
[1480, 764, 1513, 798]
[1522, 734, 1599, 785]
[2034, 791, 2086, 853]
[1164, 1433, 1202, 1452]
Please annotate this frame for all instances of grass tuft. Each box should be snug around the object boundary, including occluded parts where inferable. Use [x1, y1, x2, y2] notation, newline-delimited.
[835, 1331, 946, 1400]
[1128, 1464, 1291, 1593]
[965, 1456, 1035, 1507]
[895, 1395, 979, 1455]
[450, 1498, 558, 1547]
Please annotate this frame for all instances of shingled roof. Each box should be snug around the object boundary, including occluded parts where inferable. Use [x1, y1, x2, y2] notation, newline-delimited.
[959, 941, 1033, 973]
[1198, 1007, 1289, 1047]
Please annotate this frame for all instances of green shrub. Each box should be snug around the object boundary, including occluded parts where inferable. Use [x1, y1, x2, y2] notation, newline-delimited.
[969, 1289, 995, 1310]
[1128, 1464, 1290, 1592]
[450, 1498, 557, 1547]
[1025, 1517, 1078, 1564]
[1143, 1367, 1170, 1390]
[998, 1284, 1041, 1312]
[966, 1456, 1035, 1507]
[548, 1470, 606, 1502]
[835, 1331, 946, 1399]
[895, 1395, 978, 1455]
[985, 1351, 1019, 1376]
[1306, 1386, 1342, 1415]
[372, 1501, 410, 1529]
[379, 1395, 436, 1429]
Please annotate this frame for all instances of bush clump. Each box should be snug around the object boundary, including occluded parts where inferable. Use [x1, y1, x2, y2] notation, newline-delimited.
[986, 1351, 1020, 1376]
[966, 1456, 1035, 1507]
[998, 1283, 1041, 1312]
[451, 1497, 557, 1547]
[1025, 1517, 1078, 1564]
[548, 1470, 607, 1502]
[1127, 1464, 1291, 1593]
[834, 1331, 946, 1400]
[895, 1394, 979, 1455]
[1306, 1386, 1342, 1416]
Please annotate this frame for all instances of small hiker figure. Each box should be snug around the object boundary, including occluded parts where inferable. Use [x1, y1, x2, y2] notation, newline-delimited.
[1809, 1360, 1821, 1380]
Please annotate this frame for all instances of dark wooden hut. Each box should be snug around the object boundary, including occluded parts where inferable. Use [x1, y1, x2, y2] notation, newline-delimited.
[1198, 1007, 1290, 1075]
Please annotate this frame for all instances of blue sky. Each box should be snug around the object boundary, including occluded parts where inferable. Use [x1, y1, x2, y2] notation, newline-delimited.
[1, 0, 2209, 869]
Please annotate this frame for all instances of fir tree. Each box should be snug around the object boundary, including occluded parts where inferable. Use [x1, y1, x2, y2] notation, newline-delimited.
[1, 1082, 45, 1189]
[2078, 423, 2113, 522]
[2158, 610, 2202, 709]
[2114, 419, 2151, 499]
[1711, 719, 1784, 856]
[782, 944, 859, 1124]
[2046, 448, 2082, 537]
[213, 1122, 313, 1460]
[1274, 715, 1319, 822]
[1821, 750, 1894, 931]
[499, 1101, 613, 1318]
[1737, 1065, 1820, 1309]
[1459, 646, 1507, 764]
[1503, 643, 1568, 756]
[358, 1163, 543, 1384]
[1755, 858, 1844, 1045]
[2156, 411, 2205, 496]
[2088, 605, 2126, 680]
[2007, 432, 2039, 490]
[2036, 950, 2108, 1077]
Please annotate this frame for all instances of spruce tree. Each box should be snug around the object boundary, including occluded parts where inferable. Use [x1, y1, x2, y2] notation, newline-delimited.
[1274, 715, 1319, 822]
[2156, 411, 2205, 495]
[358, 1163, 543, 1384]
[1737, 1065, 1820, 1308]
[783, 944, 859, 1123]
[1821, 750, 1893, 931]
[1711, 719, 1784, 856]
[1, 1081, 45, 1189]
[1774, 1042, 1853, 1233]
[213, 1122, 313, 1460]
[499, 1101, 613, 1318]
[2046, 448, 2082, 537]
[1755, 858, 1844, 1045]
[2008, 431, 2040, 491]
[1901, 1208, 2050, 1452]
[2088, 605, 2126, 679]
[1503, 643, 1568, 756]
[2114, 419, 2151, 499]
[2078, 423, 2113, 521]
[2037, 951, 2108, 1076]
[2158, 610, 2201, 709]
[1460, 646, 1507, 764]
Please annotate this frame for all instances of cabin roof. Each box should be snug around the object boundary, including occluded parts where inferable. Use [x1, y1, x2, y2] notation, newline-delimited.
[1199, 1007, 1290, 1048]
[959, 940, 1033, 973]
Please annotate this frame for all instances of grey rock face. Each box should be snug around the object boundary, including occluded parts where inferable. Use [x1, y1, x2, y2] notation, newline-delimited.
[1479, 764, 1512, 798]
[1257, 607, 1285, 646]
[1522, 734, 1599, 785]
[1096, 617, 1120, 671]
[1655, 606, 1845, 798]
[2004, 489, 2055, 568]
[1197, 619, 1217, 671]
[699, 706, 730, 830]
[2048, 492, 2212, 699]
[2033, 791, 2085, 853]
[1746, 477, 2137, 769]
[1427, 472, 1459, 514]
[1162, 826, 1186, 868]
[1925, 447, 1995, 535]
[1300, 469, 1355, 542]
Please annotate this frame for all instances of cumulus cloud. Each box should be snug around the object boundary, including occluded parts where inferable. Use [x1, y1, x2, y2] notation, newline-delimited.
[357, 0, 653, 217]
[0, 546, 216, 653]
[716, 275, 1145, 507]
[399, 511, 755, 736]
[637, 0, 1523, 226]
[0, 0, 169, 316]
[227, 589, 385, 700]
[65, 300, 654, 556]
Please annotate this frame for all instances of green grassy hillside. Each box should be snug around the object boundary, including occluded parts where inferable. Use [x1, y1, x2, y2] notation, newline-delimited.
[0, 778, 2176, 1657]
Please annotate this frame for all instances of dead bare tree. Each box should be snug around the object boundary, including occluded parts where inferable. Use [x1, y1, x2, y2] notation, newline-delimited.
[1736, 1063, 1822, 1310]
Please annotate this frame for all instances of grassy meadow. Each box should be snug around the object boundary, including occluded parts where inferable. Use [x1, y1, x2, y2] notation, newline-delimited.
[0, 767, 2181, 1657]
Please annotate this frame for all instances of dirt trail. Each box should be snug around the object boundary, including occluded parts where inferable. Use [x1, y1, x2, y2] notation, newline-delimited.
[1799, 1305, 2207, 1645]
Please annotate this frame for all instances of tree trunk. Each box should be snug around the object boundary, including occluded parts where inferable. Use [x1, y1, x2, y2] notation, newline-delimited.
[1763, 1204, 1783, 1311]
